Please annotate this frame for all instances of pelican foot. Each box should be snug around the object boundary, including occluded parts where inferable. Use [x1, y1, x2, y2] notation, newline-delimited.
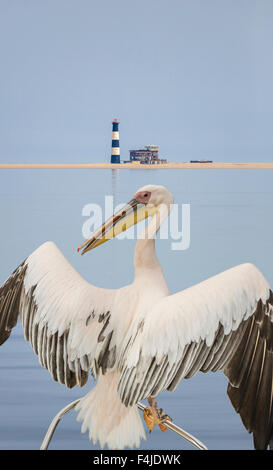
[143, 396, 172, 433]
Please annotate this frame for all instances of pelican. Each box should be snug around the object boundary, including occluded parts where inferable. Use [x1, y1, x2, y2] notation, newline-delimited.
[0, 184, 273, 450]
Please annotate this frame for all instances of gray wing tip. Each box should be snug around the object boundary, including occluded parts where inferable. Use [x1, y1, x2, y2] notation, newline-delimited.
[0, 260, 27, 346]
[225, 294, 273, 450]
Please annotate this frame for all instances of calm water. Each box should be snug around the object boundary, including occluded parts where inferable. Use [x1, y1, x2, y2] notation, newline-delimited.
[0, 168, 273, 450]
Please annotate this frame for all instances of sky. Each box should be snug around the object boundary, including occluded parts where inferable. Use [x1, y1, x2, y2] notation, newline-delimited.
[0, 0, 273, 163]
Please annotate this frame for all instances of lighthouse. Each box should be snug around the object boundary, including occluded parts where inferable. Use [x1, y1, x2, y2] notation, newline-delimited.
[111, 119, 120, 164]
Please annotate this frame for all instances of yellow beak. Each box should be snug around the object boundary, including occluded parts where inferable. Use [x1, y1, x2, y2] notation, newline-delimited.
[77, 199, 156, 255]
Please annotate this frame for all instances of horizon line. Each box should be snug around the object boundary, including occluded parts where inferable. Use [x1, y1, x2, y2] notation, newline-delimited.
[0, 162, 273, 170]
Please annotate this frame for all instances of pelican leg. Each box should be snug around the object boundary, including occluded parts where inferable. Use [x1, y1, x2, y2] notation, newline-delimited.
[143, 396, 172, 433]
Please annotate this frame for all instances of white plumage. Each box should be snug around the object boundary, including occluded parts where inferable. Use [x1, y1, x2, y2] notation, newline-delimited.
[0, 184, 273, 449]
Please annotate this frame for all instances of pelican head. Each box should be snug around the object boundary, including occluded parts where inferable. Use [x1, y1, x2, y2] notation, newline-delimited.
[77, 184, 174, 255]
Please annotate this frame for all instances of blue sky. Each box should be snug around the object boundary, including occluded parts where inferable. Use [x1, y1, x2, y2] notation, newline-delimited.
[0, 0, 273, 162]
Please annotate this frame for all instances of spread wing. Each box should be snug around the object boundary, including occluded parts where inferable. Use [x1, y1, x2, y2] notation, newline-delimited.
[0, 241, 117, 388]
[118, 263, 273, 449]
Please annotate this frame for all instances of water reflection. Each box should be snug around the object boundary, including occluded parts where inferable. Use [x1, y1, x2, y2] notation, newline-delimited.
[111, 169, 119, 207]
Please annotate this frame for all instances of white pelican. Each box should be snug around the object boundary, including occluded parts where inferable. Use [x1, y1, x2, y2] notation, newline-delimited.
[0, 184, 273, 450]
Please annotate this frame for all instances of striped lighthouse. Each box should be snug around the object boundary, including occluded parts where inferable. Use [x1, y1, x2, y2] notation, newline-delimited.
[111, 119, 120, 164]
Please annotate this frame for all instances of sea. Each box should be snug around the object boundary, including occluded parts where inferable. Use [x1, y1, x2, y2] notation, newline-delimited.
[0, 168, 272, 450]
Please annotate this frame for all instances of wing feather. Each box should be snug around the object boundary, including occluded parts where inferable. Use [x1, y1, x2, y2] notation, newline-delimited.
[0, 241, 117, 388]
[118, 262, 273, 449]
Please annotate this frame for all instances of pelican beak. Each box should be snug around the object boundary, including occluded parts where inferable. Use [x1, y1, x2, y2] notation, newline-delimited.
[77, 199, 155, 255]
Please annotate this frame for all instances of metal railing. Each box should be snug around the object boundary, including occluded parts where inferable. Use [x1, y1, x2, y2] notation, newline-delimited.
[40, 399, 208, 451]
